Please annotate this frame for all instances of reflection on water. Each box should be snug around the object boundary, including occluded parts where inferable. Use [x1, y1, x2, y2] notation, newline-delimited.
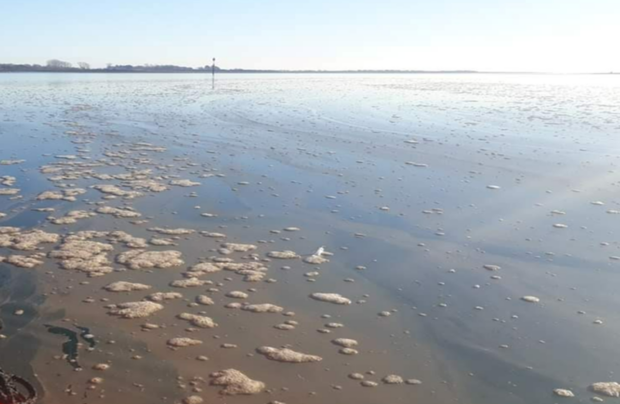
[0, 72, 620, 403]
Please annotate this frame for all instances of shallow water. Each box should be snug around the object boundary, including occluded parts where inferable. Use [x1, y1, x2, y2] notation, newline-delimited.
[1, 72, 620, 403]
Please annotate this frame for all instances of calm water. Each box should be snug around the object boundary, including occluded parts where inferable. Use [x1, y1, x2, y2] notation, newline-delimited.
[1, 72, 620, 404]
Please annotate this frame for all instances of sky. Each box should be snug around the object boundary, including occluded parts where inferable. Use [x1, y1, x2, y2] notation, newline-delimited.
[0, 0, 618, 73]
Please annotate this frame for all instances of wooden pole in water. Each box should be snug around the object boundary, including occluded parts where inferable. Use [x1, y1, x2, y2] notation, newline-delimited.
[212, 57, 216, 89]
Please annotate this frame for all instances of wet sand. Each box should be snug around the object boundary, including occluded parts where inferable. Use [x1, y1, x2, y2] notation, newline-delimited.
[1, 72, 620, 403]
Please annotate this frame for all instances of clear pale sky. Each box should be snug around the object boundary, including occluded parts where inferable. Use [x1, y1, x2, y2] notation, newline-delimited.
[0, 0, 618, 72]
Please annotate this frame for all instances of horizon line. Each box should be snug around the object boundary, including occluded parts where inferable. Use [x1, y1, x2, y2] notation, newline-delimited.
[0, 62, 617, 75]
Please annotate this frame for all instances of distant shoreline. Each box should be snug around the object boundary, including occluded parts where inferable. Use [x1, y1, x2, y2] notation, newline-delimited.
[1, 64, 617, 75]
[1, 70, 617, 75]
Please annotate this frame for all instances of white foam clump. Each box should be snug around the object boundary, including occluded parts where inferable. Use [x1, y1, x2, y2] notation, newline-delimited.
[92, 184, 142, 199]
[226, 291, 249, 299]
[5, 254, 45, 268]
[521, 296, 540, 303]
[0, 188, 20, 196]
[108, 301, 164, 319]
[148, 227, 195, 235]
[553, 389, 574, 397]
[310, 293, 352, 305]
[169, 179, 201, 187]
[117, 250, 184, 269]
[188, 262, 222, 275]
[104, 281, 151, 292]
[256, 346, 322, 363]
[177, 313, 218, 328]
[332, 338, 358, 348]
[170, 278, 207, 288]
[383, 375, 404, 384]
[267, 250, 300, 259]
[590, 382, 620, 397]
[167, 337, 203, 347]
[0, 229, 59, 250]
[147, 292, 184, 302]
[37, 188, 86, 202]
[209, 369, 266, 395]
[49, 240, 114, 276]
[48, 210, 95, 225]
[96, 206, 141, 218]
[195, 295, 214, 305]
[221, 243, 257, 252]
[241, 303, 284, 313]
[303, 255, 329, 265]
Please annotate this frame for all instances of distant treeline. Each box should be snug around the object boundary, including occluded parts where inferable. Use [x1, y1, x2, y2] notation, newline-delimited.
[0, 60, 480, 74]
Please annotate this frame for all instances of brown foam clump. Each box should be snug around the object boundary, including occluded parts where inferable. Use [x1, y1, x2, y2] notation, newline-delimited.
[37, 188, 86, 202]
[339, 348, 359, 355]
[92, 184, 143, 199]
[169, 179, 201, 187]
[108, 301, 164, 319]
[49, 239, 114, 276]
[256, 346, 322, 363]
[590, 382, 620, 397]
[117, 249, 184, 269]
[104, 281, 152, 292]
[226, 291, 249, 299]
[0, 229, 59, 250]
[220, 243, 257, 253]
[241, 303, 284, 313]
[167, 337, 203, 347]
[196, 295, 215, 305]
[209, 369, 266, 395]
[310, 293, 352, 305]
[267, 251, 300, 259]
[5, 254, 45, 268]
[332, 338, 358, 348]
[96, 206, 141, 218]
[177, 313, 218, 328]
[147, 292, 184, 302]
[48, 210, 95, 225]
[303, 255, 329, 264]
[148, 227, 195, 235]
[170, 278, 207, 288]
